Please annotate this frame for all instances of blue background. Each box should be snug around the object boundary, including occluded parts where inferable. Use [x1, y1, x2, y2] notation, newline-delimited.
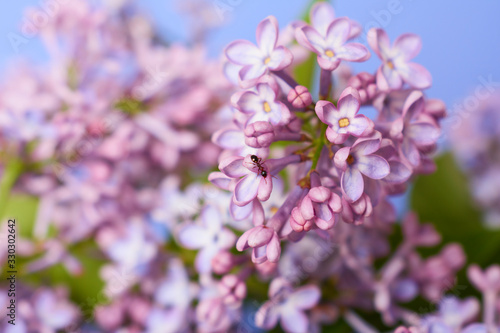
[1, 0, 500, 120]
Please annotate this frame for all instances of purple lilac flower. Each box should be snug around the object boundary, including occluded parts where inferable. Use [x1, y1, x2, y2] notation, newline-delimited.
[368, 28, 432, 91]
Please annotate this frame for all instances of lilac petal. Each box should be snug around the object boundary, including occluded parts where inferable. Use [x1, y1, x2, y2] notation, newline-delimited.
[394, 33, 422, 61]
[341, 167, 364, 202]
[230, 199, 253, 220]
[236, 228, 256, 251]
[252, 246, 268, 264]
[310, 2, 335, 36]
[289, 286, 321, 310]
[402, 91, 425, 121]
[295, 27, 319, 53]
[225, 40, 263, 65]
[252, 199, 265, 226]
[408, 122, 440, 146]
[219, 156, 247, 178]
[315, 202, 333, 223]
[382, 63, 403, 90]
[398, 62, 432, 89]
[239, 64, 267, 84]
[256, 83, 277, 101]
[309, 187, 331, 203]
[201, 205, 222, 232]
[315, 217, 335, 230]
[257, 175, 273, 201]
[267, 46, 293, 71]
[357, 154, 390, 179]
[234, 174, 261, 206]
[352, 138, 381, 156]
[237, 91, 261, 113]
[334, 146, 351, 170]
[248, 227, 274, 248]
[255, 301, 279, 329]
[347, 115, 370, 136]
[280, 308, 308, 333]
[328, 193, 342, 213]
[300, 196, 315, 220]
[338, 87, 361, 118]
[208, 172, 231, 190]
[266, 234, 281, 262]
[195, 245, 218, 273]
[401, 138, 420, 167]
[325, 18, 350, 47]
[256, 16, 278, 54]
[326, 127, 348, 144]
[376, 66, 391, 91]
[212, 128, 245, 150]
[336, 43, 370, 62]
[178, 225, 209, 249]
[300, 26, 326, 53]
[385, 161, 411, 183]
[315, 100, 336, 125]
[367, 28, 390, 60]
[317, 55, 341, 71]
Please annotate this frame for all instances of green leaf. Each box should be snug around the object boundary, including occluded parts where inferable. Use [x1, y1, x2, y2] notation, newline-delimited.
[411, 152, 500, 267]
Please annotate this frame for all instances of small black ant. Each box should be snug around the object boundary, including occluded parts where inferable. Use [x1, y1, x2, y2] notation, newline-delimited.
[248, 155, 275, 182]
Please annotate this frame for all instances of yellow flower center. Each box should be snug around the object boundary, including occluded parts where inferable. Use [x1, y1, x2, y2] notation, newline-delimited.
[325, 49, 335, 58]
[264, 57, 271, 65]
[270, 206, 279, 214]
[339, 118, 350, 128]
[263, 102, 271, 113]
[387, 60, 395, 69]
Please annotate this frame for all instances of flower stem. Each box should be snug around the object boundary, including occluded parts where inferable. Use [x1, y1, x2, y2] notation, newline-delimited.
[0, 158, 23, 219]
[310, 123, 327, 171]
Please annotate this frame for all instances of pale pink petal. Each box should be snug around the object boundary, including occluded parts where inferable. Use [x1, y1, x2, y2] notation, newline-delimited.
[267, 46, 293, 71]
[230, 200, 253, 221]
[394, 33, 422, 61]
[300, 196, 315, 220]
[257, 175, 273, 201]
[401, 138, 420, 167]
[212, 128, 245, 149]
[219, 156, 247, 178]
[356, 155, 390, 179]
[234, 174, 261, 206]
[398, 62, 432, 90]
[310, 2, 335, 36]
[342, 167, 364, 202]
[256, 16, 278, 54]
[336, 43, 370, 62]
[367, 28, 391, 60]
[325, 18, 350, 47]
[338, 87, 361, 118]
[408, 122, 440, 146]
[225, 40, 263, 65]
[201, 205, 222, 232]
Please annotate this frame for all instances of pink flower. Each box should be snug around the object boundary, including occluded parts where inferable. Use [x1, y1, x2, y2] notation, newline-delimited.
[255, 278, 320, 332]
[235, 83, 291, 126]
[334, 138, 391, 202]
[219, 154, 273, 206]
[391, 91, 440, 167]
[368, 28, 432, 90]
[225, 16, 293, 86]
[316, 87, 373, 144]
[296, 14, 369, 71]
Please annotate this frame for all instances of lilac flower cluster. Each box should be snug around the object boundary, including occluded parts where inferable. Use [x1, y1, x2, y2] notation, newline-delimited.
[450, 91, 500, 228]
[191, 2, 456, 331]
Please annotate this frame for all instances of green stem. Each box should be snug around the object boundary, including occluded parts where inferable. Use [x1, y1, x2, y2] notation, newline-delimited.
[310, 123, 327, 171]
[0, 159, 23, 219]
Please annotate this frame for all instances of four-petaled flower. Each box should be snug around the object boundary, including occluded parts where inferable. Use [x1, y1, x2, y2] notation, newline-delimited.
[219, 154, 273, 206]
[334, 138, 391, 202]
[296, 15, 369, 71]
[225, 16, 293, 86]
[316, 87, 372, 144]
[368, 28, 432, 91]
[235, 83, 291, 126]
